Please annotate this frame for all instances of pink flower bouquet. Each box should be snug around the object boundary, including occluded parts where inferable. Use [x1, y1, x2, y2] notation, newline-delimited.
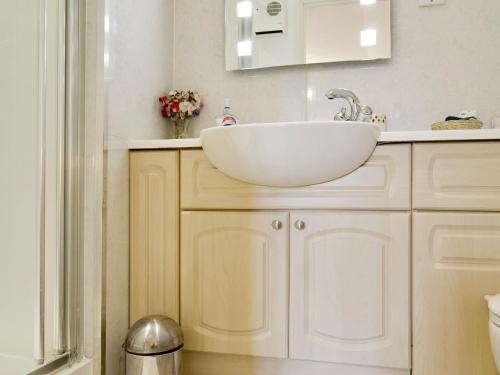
[159, 90, 203, 138]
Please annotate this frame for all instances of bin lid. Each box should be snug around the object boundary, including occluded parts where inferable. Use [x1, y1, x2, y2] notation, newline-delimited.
[125, 315, 184, 355]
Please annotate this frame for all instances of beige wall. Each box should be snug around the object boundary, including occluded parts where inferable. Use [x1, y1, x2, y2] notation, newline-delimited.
[174, 0, 500, 135]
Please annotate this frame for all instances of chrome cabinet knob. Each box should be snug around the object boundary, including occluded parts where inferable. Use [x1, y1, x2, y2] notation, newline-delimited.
[294, 220, 306, 230]
[272, 220, 283, 230]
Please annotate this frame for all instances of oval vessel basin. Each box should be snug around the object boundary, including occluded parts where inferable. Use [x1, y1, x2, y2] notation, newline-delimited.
[200, 121, 380, 187]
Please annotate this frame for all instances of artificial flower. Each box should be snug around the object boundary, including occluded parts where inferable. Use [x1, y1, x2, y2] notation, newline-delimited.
[159, 89, 203, 121]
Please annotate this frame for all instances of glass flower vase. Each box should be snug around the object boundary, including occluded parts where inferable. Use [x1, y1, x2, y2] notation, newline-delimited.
[173, 118, 189, 139]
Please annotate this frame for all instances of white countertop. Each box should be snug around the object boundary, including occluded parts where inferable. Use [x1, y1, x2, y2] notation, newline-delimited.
[128, 129, 500, 150]
[378, 129, 500, 143]
[128, 138, 202, 149]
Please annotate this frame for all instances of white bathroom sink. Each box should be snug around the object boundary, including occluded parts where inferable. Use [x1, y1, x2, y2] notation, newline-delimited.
[200, 121, 380, 187]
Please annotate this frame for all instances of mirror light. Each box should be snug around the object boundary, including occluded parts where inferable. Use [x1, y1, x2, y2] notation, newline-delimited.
[237, 40, 253, 56]
[237, 1, 253, 18]
[360, 0, 377, 5]
[360, 29, 377, 46]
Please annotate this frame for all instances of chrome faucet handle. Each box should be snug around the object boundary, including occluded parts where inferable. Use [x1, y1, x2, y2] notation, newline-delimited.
[334, 107, 349, 121]
[357, 105, 373, 122]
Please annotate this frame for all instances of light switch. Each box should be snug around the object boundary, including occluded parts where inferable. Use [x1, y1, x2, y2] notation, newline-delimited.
[419, 0, 445, 7]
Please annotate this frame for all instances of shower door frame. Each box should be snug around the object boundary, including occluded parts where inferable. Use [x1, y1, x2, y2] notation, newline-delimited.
[31, 0, 86, 372]
[64, 0, 86, 367]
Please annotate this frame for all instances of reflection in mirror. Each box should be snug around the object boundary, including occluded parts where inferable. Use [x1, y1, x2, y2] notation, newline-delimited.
[226, 0, 391, 71]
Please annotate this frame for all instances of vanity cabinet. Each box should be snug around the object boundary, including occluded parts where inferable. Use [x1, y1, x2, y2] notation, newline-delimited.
[180, 211, 289, 359]
[180, 210, 411, 368]
[289, 212, 410, 369]
[130, 140, 500, 375]
[130, 145, 412, 374]
[412, 212, 500, 374]
[412, 141, 500, 375]
[129, 150, 179, 324]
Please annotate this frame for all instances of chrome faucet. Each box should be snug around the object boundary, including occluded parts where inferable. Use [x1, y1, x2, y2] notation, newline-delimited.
[325, 88, 373, 122]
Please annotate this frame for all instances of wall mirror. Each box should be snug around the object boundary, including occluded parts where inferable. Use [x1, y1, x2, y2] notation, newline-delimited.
[225, 0, 391, 71]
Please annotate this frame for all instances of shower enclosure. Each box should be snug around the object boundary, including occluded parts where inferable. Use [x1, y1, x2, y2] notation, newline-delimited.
[0, 0, 83, 374]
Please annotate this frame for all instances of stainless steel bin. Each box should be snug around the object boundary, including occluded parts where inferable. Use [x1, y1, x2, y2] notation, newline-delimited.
[125, 315, 183, 375]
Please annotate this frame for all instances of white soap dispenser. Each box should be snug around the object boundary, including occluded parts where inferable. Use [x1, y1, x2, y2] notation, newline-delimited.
[218, 98, 238, 126]
[492, 110, 500, 129]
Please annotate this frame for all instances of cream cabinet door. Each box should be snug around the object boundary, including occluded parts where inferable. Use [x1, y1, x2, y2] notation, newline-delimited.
[413, 212, 500, 375]
[181, 211, 289, 358]
[130, 151, 179, 325]
[290, 212, 410, 369]
[413, 142, 500, 211]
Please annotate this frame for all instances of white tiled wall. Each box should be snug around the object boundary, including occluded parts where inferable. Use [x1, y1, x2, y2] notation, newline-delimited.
[104, 0, 174, 374]
[174, 0, 500, 134]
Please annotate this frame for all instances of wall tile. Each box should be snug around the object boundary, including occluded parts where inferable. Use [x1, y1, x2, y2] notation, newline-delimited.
[105, 0, 174, 141]
[173, 0, 307, 137]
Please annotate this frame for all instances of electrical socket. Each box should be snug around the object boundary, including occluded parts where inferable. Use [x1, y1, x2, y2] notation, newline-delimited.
[419, 0, 446, 7]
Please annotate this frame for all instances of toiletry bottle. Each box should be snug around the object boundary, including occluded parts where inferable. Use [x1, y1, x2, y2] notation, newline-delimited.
[221, 98, 238, 126]
[492, 110, 500, 129]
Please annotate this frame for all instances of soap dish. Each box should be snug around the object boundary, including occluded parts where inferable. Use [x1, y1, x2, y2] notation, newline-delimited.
[432, 119, 483, 131]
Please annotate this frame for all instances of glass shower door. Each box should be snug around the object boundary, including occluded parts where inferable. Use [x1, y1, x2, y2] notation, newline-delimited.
[0, 0, 68, 373]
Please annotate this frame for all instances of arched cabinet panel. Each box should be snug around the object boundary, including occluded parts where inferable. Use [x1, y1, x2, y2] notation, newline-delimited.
[181, 211, 289, 359]
[290, 212, 410, 369]
[130, 151, 180, 324]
